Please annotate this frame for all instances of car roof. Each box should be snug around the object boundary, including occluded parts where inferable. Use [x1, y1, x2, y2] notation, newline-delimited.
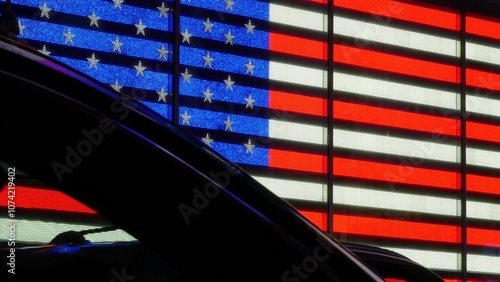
[0, 31, 386, 281]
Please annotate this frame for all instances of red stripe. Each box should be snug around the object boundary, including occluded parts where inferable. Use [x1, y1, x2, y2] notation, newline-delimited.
[269, 90, 327, 116]
[467, 121, 500, 143]
[270, 33, 327, 59]
[334, 0, 459, 30]
[0, 185, 96, 214]
[333, 157, 460, 190]
[468, 228, 500, 247]
[269, 149, 327, 173]
[466, 15, 500, 40]
[466, 68, 500, 91]
[467, 174, 500, 195]
[334, 44, 459, 83]
[334, 101, 460, 136]
[333, 214, 461, 243]
[298, 210, 327, 231]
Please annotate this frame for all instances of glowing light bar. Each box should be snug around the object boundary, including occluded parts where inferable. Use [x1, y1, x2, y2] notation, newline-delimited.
[333, 185, 459, 216]
[269, 120, 325, 144]
[333, 72, 459, 110]
[467, 147, 500, 169]
[269, 61, 326, 87]
[269, 4, 325, 31]
[467, 201, 500, 221]
[254, 176, 326, 202]
[334, 16, 458, 57]
[388, 247, 460, 271]
[334, 128, 459, 163]
[0, 219, 135, 244]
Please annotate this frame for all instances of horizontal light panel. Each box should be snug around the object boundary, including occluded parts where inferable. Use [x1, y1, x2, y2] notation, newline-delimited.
[333, 214, 461, 243]
[466, 14, 500, 40]
[334, 129, 458, 163]
[334, 101, 460, 136]
[467, 121, 500, 143]
[466, 69, 500, 91]
[0, 218, 136, 244]
[0, 186, 96, 214]
[467, 173, 500, 195]
[333, 185, 459, 216]
[334, 44, 459, 83]
[334, 0, 459, 30]
[269, 120, 325, 144]
[467, 147, 500, 169]
[270, 33, 327, 59]
[253, 176, 326, 202]
[466, 94, 500, 118]
[269, 61, 326, 87]
[467, 253, 500, 274]
[467, 201, 500, 221]
[270, 149, 327, 173]
[468, 228, 500, 247]
[334, 16, 458, 56]
[388, 247, 460, 271]
[269, 4, 325, 31]
[269, 90, 326, 116]
[334, 157, 460, 190]
[467, 42, 500, 65]
[333, 72, 459, 109]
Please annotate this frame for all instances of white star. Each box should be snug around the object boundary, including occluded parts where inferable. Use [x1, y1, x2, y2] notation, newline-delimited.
[203, 18, 214, 33]
[157, 45, 169, 60]
[63, 28, 76, 44]
[110, 80, 123, 93]
[224, 75, 235, 90]
[224, 116, 233, 131]
[244, 20, 255, 34]
[135, 19, 147, 35]
[225, 0, 235, 11]
[157, 87, 169, 102]
[39, 2, 51, 19]
[224, 30, 235, 45]
[88, 11, 100, 27]
[181, 28, 192, 44]
[203, 52, 214, 68]
[245, 60, 255, 75]
[38, 45, 51, 56]
[180, 110, 192, 125]
[245, 94, 255, 109]
[202, 133, 213, 147]
[134, 61, 147, 76]
[157, 2, 170, 18]
[244, 139, 255, 154]
[112, 37, 124, 53]
[113, 0, 124, 10]
[87, 53, 100, 69]
[203, 87, 213, 103]
[18, 20, 26, 36]
[181, 68, 192, 83]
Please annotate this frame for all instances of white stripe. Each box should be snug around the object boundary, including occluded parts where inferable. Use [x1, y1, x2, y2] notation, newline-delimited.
[269, 120, 325, 145]
[252, 176, 326, 202]
[467, 200, 500, 221]
[334, 72, 459, 109]
[333, 185, 459, 216]
[467, 147, 500, 169]
[468, 253, 500, 274]
[388, 247, 459, 271]
[0, 218, 136, 244]
[466, 94, 500, 118]
[269, 4, 325, 31]
[334, 129, 458, 163]
[467, 42, 500, 65]
[335, 16, 458, 57]
[269, 61, 326, 87]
